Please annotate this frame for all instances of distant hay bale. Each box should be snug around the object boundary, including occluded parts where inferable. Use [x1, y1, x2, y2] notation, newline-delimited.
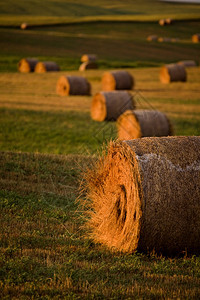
[159, 19, 166, 26]
[84, 136, 200, 255]
[56, 75, 91, 96]
[158, 37, 172, 43]
[192, 34, 200, 43]
[91, 91, 134, 122]
[159, 19, 172, 26]
[20, 23, 28, 30]
[81, 54, 97, 63]
[165, 18, 173, 25]
[18, 58, 39, 73]
[79, 62, 98, 71]
[147, 35, 158, 41]
[117, 110, 172, 140]
[178, 60, 197, 68]
[102, 70, 134, 91]
[160, 64, 187, 84]
[35, 61, 60, 73]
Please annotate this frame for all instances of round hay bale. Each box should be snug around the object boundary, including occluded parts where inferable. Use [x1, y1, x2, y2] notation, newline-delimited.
[160, 64, 187, 84]
[178, 60, 197, 68]
[81, 54, 97, 63]
[147, 35, 158, 42]
[79, 62, 98, 71]
[102, 70, 134, 91]
[56, 75, 91, 96]
[158, 37, 172, 43]
[35, 61, 60, 73]
[20, 23, 28, 30]
[18, 58, 39, 73]
[84, 136, 200, 255]
[91, 91, 135, 122]
[165, 18, 173, 25]
[192, 34, 200, 43]
[117, 110, 172, 140]
[159, 19, 166, 26]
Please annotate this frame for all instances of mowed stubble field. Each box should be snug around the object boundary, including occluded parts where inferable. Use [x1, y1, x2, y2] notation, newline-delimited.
[0, 2, 200, 297]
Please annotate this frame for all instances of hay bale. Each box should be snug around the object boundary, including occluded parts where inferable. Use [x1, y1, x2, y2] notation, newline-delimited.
[192, 34, 200, 43]
[91, 91, 135, 122]
[81, 54, 97, 63]
[178, 60, 197, 68]
[84, 136, 200, 255]
[159, 19, 166, 26]
[20, 23, 28, 30]
[147, 35, 158, 42]
[165, 18, 173, 25]
[102, 70, 134, 91]
[160, 64, 187, 84]
[18, 58, 39, 73]
[35, 61, 60, 73]
[158, 37, 172, 43]
[79, 62, 98, 71]
[117, 110, 172, 140]
[56, 75, 91, 96]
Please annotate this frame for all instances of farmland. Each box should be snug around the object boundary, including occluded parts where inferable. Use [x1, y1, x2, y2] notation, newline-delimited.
[0, 0, 200, 298]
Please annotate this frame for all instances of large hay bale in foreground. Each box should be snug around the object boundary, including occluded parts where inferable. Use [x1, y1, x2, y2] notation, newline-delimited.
[117, 110, 172, 140]
[102, 70, 134, 91]
[160, 64, 187, 84]
[85, 136, 200, 255]
[79, 62, 98, 71]
[178, 60, 197, 68]
[35, 61, 60, 73]
[18, 58, 39, 73]
[56, 75, 91, 96]
[81, 54, 97, 63]
[91, 91, 134, 122]
[192, 34, 200, 43]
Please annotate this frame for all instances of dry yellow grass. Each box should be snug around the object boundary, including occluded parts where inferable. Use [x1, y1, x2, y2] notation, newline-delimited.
[0, 67, 199, 118]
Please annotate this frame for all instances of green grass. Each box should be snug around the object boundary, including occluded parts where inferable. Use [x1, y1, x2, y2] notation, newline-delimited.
[0, 2, 200, 296]
[0, 20, 200, 72]
[0, 152, 200, 298]
[0, 103, 199, 155]
[0, 108, 117, 155]
[0, 0, 200, 26]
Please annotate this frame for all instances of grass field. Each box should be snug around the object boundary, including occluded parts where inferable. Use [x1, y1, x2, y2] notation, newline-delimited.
[0, 0, 200, 26]
[1, 0, 200, 298]
[0, 66, 200, 297]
